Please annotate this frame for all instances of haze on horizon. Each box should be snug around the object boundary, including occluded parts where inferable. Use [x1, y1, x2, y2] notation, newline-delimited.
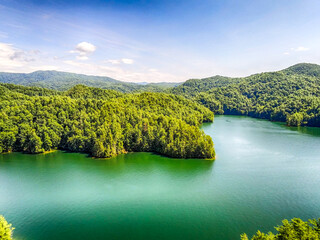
[0, 0, 320, 83]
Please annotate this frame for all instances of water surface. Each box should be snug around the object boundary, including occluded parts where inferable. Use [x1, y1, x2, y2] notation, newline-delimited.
[1, 115, 320, 239]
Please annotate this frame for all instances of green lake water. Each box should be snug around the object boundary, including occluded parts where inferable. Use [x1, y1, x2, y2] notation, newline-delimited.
[1, 115, 320, 240]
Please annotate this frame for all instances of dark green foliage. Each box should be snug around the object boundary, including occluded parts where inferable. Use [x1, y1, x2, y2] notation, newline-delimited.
[241, 218, 320, 240]
[171, 63, 320, 127]
[0, 84, 214, 159]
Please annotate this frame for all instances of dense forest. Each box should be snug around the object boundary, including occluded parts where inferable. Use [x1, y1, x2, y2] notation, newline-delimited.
[1, 63, 320, 158]
[241, 218, 320, 240]
[0, 83, 214, 158]
[3, 63, 320, 128]
[171, 63, 320, 127]
[0, 70, 180, 92]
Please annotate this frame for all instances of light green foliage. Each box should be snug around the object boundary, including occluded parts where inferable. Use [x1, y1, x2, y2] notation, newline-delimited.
[170, 63, 320, 127]
[0, 84, 214, 159]
[241, 218, 320, 240]
[0, 215, 14, 240]
[287, 112, 304, 127]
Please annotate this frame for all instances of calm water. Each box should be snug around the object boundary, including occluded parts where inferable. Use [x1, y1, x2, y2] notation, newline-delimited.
[1, 116, 320, 240]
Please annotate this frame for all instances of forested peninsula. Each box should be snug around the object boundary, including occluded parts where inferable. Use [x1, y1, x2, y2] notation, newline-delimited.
[0, 84, 214, 159]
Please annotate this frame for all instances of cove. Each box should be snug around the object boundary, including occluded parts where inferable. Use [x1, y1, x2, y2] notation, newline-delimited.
[1, 115, 320, 240]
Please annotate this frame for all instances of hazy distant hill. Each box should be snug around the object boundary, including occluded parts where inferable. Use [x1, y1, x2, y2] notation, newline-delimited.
[171, 63, 320, 95]
[170, 75, 241, 96]
[283, 63, 320, 77]
[0, 70, 181, 92]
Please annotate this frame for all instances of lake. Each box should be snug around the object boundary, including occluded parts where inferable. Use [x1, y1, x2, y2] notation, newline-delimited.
[1, 115, 320, 240]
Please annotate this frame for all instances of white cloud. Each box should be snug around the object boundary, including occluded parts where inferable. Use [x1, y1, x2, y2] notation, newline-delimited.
[106, 58, 134, 65]
[0, 42, 38, 71]
[70, 42, 96, 61]
[283, 46, 310, 55]
[76, 42, 96, 54]
[62, 60, 182, 82]
[291, 46, 309, 52]
[0, 42, 180, 83]
[76, 55, 89, 61]
[121, 58, 134, 64]
[107, 59, 120, 64]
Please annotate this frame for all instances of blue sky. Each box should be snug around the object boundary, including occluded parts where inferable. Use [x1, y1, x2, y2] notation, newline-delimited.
[0, 0, 320, 82]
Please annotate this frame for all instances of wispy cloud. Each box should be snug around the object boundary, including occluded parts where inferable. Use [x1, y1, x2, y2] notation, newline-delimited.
[62, 60, 182, 82]
[0, 42, 180, 82]
[0, 42, 39, 71]
[107, 59, 121, 64]
[121, 58, 134, 64]
[107, 58, 134, 65]
[292, 46, 310, 52]
[284, 46, 310, 55]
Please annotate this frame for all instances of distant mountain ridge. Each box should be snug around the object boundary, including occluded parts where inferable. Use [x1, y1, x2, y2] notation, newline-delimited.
[170, 63, 320, 127]
[283, 63, 320, 77]
[1, 63, 318, 93]
[0, 70, 181, 92]
[171, 63, 320, 95]
[1, 63, 320, 127]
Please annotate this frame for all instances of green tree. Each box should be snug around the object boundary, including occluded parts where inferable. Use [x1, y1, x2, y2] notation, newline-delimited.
[0, 215, 14, 240]
[287, 112, 304, 127]
[241, 218, 320, 240]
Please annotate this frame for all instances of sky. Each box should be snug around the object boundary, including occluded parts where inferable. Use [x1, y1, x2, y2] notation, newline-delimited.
[0, 0, 320, 83]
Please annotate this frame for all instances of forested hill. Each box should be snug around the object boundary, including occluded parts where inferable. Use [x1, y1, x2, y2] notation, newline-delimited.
[170, 63, 320, 127]
[0, 70, 181, 92]
[0, 83, 215, 159]
[170, 75, 241, 96]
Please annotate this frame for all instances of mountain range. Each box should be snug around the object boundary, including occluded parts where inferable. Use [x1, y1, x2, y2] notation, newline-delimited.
[0, 70, 181, 92]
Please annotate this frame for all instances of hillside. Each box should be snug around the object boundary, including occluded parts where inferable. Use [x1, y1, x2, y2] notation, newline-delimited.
[0, 83, 214, 159]
[170, 75, 241, 96]
[0, 70, 181, 92]
[170, 63, 320, 127]
[283, 63, 320, 77]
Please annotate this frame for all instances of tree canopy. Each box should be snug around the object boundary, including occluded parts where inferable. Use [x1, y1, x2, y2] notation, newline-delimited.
[0, 84, 215, 159]
[241, 218, 320, 240]
[170, 63, 320, 127]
